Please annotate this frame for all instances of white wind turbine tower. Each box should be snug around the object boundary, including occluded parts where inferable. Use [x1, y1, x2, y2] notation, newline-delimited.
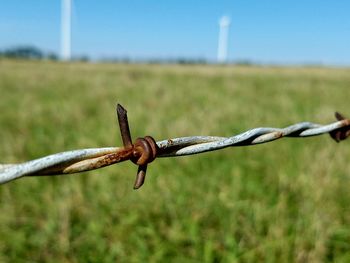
[217, 16, 231, 64]
[61, 0, 72, 61]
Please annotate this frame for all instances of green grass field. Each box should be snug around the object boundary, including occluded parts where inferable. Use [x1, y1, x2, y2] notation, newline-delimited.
[0, 60, 350, 262]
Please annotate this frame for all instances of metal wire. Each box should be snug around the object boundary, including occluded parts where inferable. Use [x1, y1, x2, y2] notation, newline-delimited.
[0, 106, 349, 188]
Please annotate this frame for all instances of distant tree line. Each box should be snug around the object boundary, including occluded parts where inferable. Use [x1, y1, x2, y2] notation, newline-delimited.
[0, 46, 87, 61]
[0, 46, 209, 64]
[0, 46, 58, 60]
[0, 45, 257, 65]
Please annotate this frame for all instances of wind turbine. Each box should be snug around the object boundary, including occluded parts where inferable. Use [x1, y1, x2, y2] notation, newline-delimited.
[61, 0, 71, 61]
[217, 16, 231, 64]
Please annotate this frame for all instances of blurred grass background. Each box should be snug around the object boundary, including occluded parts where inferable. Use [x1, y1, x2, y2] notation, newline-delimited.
[0, 60, 350, 262]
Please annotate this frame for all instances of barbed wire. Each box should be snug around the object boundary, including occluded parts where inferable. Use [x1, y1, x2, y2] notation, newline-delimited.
[1, 105, 349, 189]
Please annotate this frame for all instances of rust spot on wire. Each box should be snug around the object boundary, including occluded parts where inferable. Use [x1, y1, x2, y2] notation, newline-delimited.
[96, 150, 133, 168]
[273, 131, 283, 139]
[60, 148, 133, 174]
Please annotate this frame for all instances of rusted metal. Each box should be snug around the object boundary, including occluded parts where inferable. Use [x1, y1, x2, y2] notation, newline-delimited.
[329, 112, 350, 142]
[62, 148, 134, 174]
[116, 104, 159, 189]
[117, 104, 133, 148]
[131, 137, 158, 165]
[130, 136, 159, 189]
[134, 165, 147, 189]
[0, 104, 349, 188]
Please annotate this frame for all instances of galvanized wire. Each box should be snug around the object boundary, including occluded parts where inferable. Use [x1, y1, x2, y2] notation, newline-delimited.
[0, 109, 349, 187]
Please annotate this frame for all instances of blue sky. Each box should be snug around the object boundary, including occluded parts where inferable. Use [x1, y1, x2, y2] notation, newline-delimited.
[0, 0, 349, 65]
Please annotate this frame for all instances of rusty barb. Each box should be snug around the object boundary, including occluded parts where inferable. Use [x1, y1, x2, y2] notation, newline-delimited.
[0, 105, 349, 189]
[329, 112, 350, 143]
[116, 104, 158, 189]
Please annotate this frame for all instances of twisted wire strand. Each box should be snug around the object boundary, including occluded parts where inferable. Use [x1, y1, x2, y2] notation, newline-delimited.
[1, 116, 349, 185]
[157, 120, 347, 156]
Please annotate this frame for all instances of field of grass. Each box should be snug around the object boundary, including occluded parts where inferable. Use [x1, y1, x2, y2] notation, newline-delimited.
[0, 60, 350, 262]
